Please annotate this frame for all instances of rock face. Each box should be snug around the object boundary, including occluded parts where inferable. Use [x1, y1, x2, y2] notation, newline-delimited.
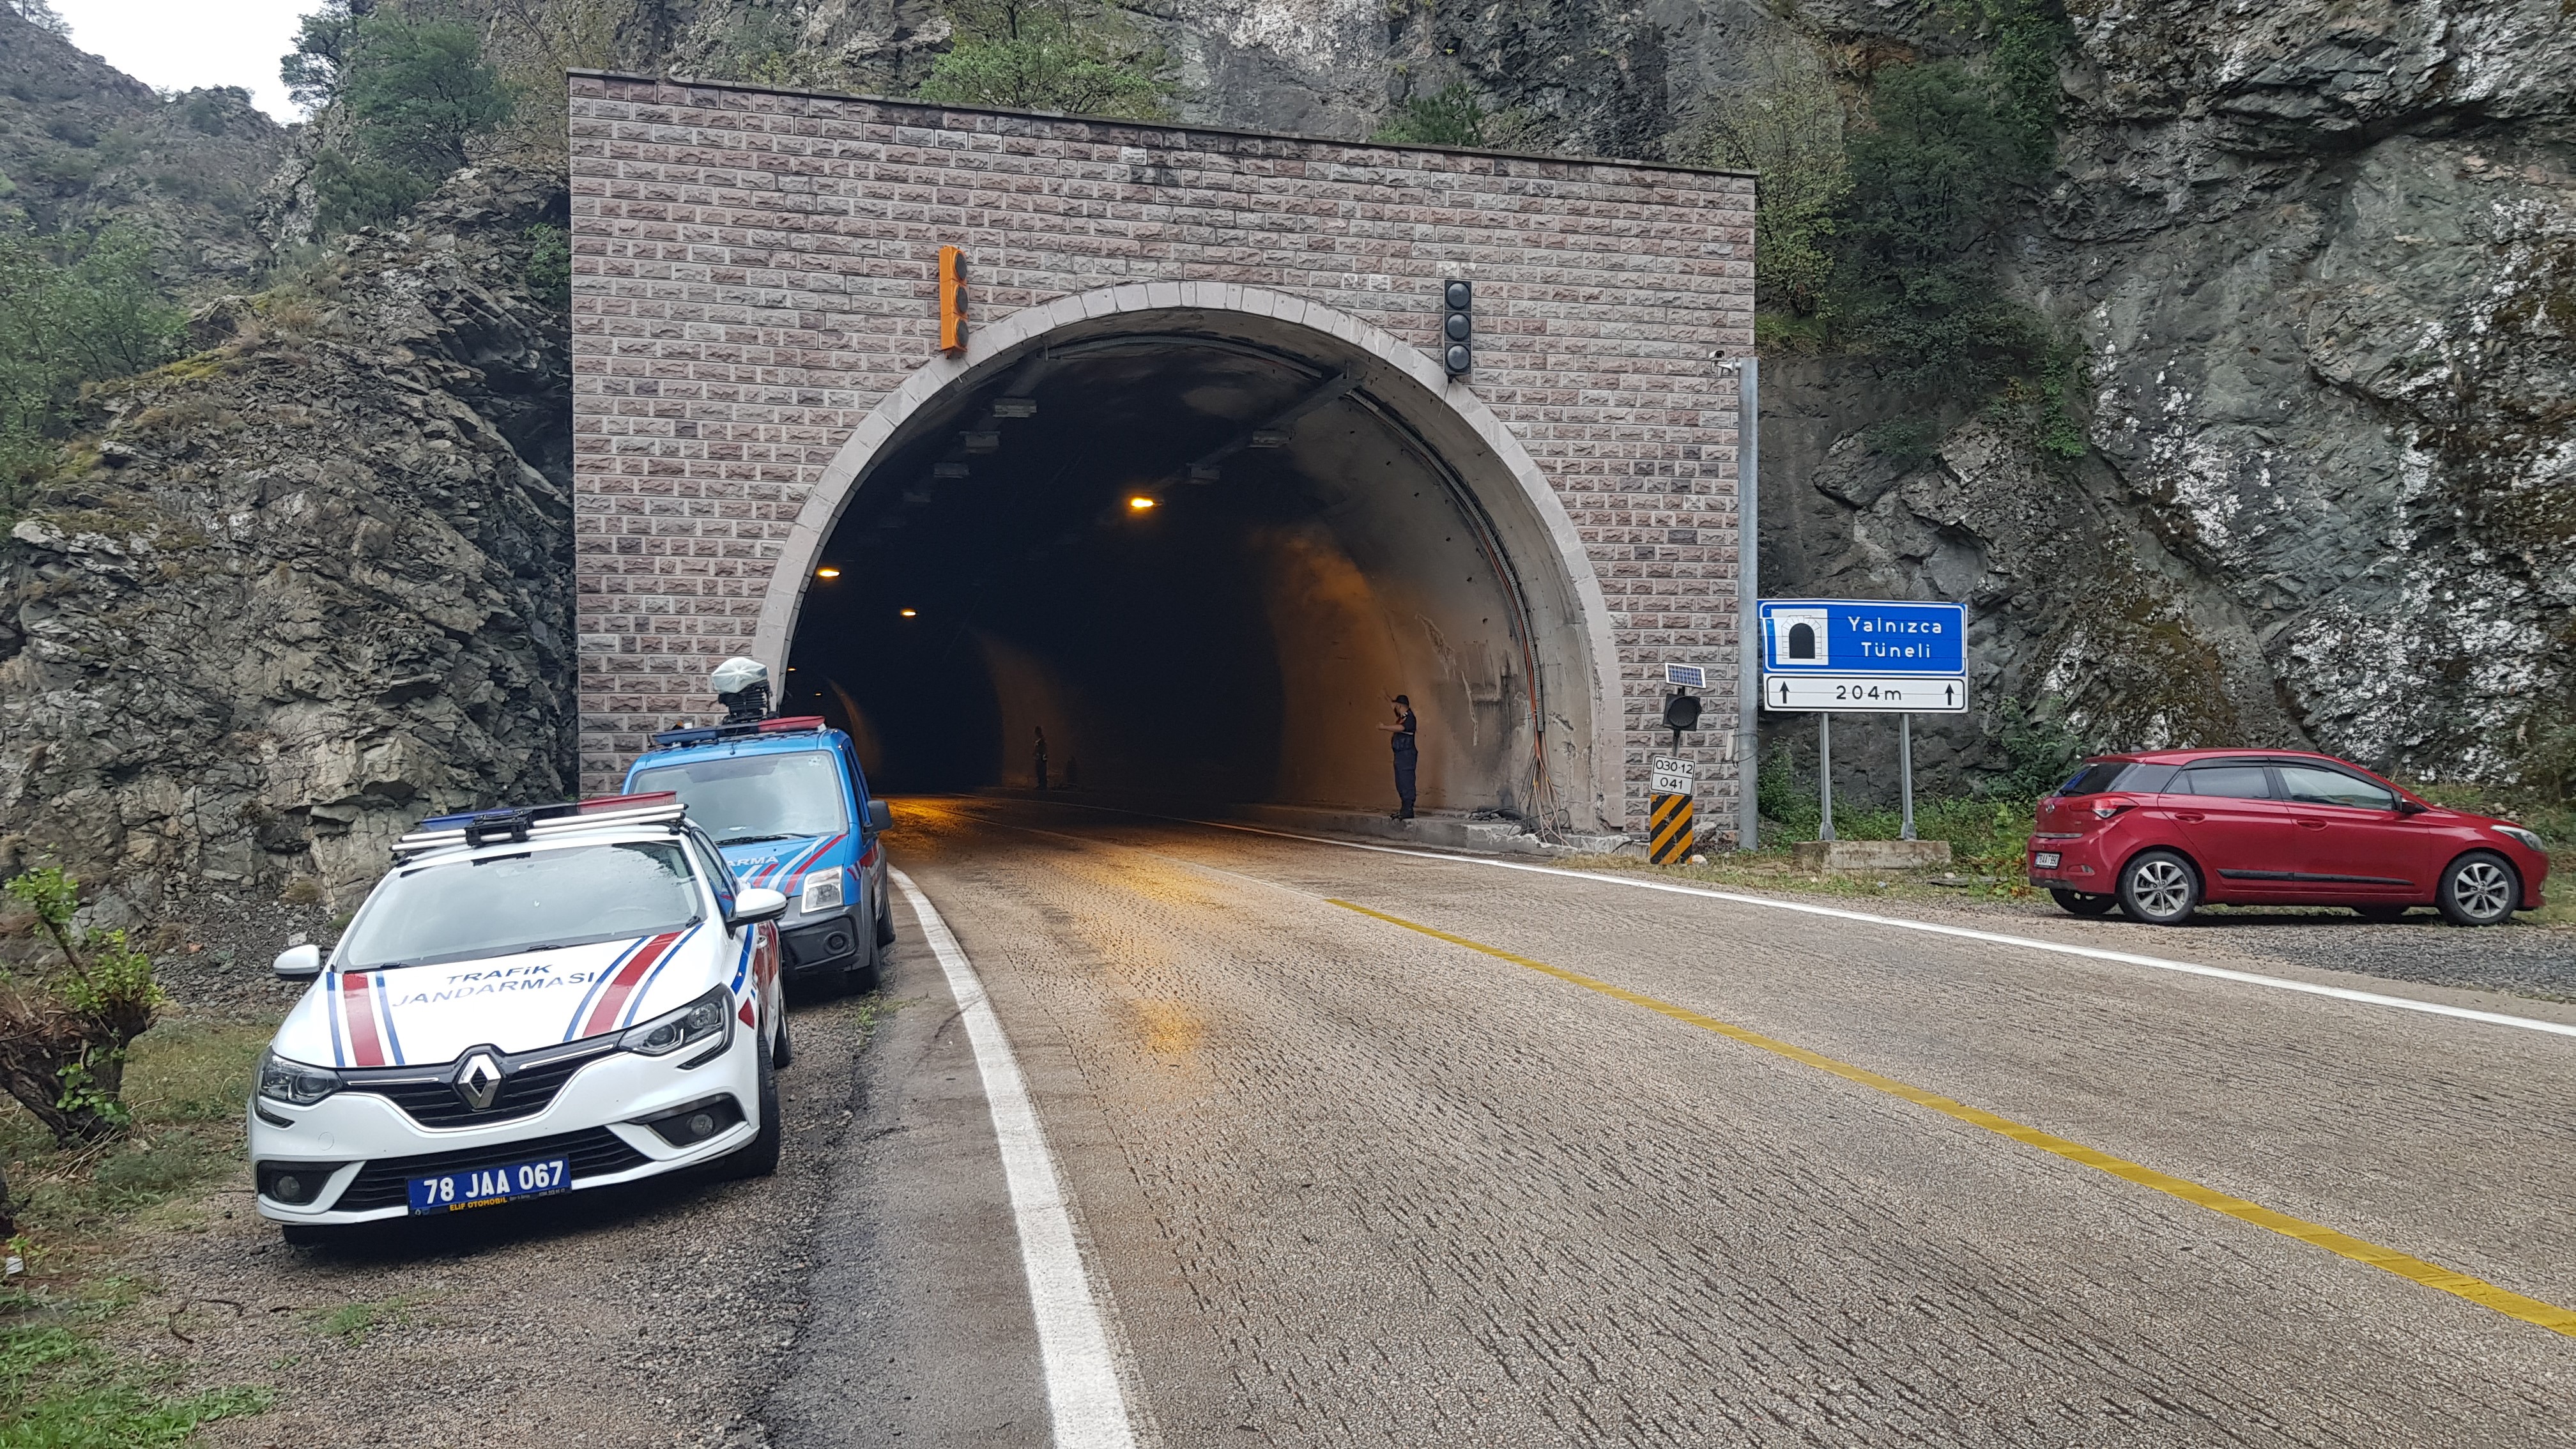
[0, 171, 576, 916]
[1119, 0, 2576, 795]
[0, 8, 289, 280]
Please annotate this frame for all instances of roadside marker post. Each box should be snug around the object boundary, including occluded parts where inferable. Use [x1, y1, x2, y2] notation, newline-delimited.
[1648, 755, 1697, 864]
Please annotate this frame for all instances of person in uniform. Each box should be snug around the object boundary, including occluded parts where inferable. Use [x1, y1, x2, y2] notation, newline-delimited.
[1377, 694, 1417, 820]
[1033, 726, 1050, 792]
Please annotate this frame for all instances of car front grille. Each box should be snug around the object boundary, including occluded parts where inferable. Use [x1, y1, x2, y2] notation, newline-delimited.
[342, 1042, 617, 1129]
[334, 1127, 653, 1213]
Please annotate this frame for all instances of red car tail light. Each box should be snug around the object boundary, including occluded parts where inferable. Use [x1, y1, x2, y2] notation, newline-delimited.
[2090, 795, 2140, 822]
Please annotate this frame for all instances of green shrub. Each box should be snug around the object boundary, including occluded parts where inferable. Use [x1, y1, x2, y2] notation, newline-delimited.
[524, 222, 571, 310]
[0, 223, 183, 526]
[1374, 84, 1488, 147]
[1690, 43, 1848, 318]
[917, 0, 1178, 119]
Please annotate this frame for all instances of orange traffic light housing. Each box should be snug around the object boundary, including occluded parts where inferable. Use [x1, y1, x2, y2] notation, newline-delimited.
[937, 245, 967, 354]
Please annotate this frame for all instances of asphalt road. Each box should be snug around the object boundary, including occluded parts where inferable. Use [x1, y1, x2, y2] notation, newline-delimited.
[777, 797, 2576, 1449]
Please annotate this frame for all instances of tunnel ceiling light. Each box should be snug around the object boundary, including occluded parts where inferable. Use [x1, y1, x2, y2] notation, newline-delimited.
[1127, 495, 1159, 511]
[1249, 429, 1289, 448]
[962, 430, 999, 453]
[992, 397, 1038, 418]
[1188, 463, 1220, 484]
[900, 608, 918, 617]
[815, 566, 841, 578]
[933, 462, 970, 480]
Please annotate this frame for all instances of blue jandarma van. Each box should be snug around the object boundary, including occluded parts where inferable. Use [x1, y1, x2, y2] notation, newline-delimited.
[622, 714, 893, 993]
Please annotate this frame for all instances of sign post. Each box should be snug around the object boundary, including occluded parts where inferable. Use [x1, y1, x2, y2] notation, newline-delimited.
[1758, 599, 1967, 843]
[1899, 713, 1915, 841]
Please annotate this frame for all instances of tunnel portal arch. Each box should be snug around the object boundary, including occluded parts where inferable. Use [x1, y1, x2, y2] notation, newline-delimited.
[569, 77, 1753, 832]
[753, 286, 1624, 827]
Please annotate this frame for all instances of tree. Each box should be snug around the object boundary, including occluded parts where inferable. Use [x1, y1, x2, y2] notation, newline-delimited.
[342, 10, 514, 174]
[917, 0, 1177, 120]
[296, 6, 514, 234]
[280, 0, 378, 111]
[3, 0, 72, 38]
[0, 867, 164, 1145]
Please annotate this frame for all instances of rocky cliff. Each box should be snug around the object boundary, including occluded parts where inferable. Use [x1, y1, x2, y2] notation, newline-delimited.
[0, 169, 576, 918]
[0, 8, 288, 280]
[1215, 0, 2576, 796]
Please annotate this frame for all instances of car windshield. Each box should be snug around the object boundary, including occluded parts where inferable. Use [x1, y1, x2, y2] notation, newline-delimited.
[631, 750, 848, 845]
[339, 841, 701, 970]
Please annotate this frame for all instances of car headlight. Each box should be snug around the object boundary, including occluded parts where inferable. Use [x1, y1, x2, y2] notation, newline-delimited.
[800, 866, 844, 914]
[618, 986, 733, 1057]
[257, 1051, 342, 1107]
[2494, 825, 2547, 855]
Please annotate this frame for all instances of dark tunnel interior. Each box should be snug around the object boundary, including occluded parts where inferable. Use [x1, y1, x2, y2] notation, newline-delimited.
[783, 329, 1552, 816]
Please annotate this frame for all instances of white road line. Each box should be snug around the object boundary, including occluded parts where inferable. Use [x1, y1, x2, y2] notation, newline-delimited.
[891, 868, 1138, 1449]
[976, 802, 2576, 1043]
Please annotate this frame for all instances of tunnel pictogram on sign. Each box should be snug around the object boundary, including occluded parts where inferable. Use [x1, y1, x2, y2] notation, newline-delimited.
[1648, 792, 1695, 864]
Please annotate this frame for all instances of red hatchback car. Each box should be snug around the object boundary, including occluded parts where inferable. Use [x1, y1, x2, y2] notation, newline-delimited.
[2027, 749, 2550, 926]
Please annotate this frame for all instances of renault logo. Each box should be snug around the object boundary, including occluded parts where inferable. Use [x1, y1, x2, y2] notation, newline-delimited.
[454, 1050, 506, 1112]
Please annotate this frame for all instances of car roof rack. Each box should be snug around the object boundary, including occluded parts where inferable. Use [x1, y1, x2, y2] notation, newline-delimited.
[393, 792, 687, 861]
[647, 714, 828, 748]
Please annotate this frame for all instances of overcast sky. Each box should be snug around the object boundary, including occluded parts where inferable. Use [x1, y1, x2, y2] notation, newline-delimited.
[53, 0, 318, 121]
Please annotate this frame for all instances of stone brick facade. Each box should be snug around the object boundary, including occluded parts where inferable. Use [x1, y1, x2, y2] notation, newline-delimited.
[569, 73, 1753, 831]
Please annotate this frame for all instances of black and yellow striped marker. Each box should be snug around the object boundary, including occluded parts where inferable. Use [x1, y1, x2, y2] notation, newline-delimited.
[1648, 791, 1694, 863]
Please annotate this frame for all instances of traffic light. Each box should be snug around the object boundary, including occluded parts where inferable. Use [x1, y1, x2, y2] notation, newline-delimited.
[1441, 279, 1471, 376]
[1662, 691, 1702, 732]
[938, 245, 967, 354]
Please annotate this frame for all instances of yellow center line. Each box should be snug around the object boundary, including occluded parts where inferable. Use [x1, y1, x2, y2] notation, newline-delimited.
[1326, 897, 2576, 1341]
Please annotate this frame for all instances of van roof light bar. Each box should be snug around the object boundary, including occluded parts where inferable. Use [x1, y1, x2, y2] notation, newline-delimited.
[647, 715, 828, 748]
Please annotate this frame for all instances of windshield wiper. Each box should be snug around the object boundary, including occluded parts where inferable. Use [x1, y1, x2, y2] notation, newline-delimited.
[717, 833, 805, 847]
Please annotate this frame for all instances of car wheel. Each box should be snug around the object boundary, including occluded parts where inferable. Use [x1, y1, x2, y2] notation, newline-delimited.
[841, 926, 882, 996]
[2436, 852, 2518, 926]
[2049, 889, 2116, 917]
[724, 1049, 783, 1179]
[772, 1011, 793, 1070]
[2353, 904, 2411, 923]
[2116, 850, 2200, 926]
[875, 898, 896, 947]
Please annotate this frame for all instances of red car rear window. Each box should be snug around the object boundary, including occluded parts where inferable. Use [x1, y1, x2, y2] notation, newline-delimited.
[2057, 762, 2182, 796]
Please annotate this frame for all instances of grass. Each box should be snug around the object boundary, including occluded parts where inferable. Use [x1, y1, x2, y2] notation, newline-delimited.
[1, 1300, 272, 1447]
[309, 1298, 411, 1346]
[0, 1013, 275, 1447]
[0, 1014, 272, 1243]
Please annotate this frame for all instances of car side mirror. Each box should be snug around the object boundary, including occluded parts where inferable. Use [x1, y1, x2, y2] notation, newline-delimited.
[273, 944, 323, 980]
[2396, 799, 2428, 816]
[728, 886, 788, 928]
[866, 799, 893, 832]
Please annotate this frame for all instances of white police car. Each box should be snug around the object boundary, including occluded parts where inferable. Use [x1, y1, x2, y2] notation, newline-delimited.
[248, 793, 787, 1243]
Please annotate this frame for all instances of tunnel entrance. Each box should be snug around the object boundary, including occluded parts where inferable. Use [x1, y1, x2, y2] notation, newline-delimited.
[767, 299, 1610, 825]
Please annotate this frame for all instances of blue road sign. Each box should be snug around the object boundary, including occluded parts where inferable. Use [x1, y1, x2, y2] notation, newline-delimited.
[1759, 599, 1966, 675]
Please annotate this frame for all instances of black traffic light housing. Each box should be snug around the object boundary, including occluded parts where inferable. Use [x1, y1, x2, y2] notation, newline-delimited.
[1661, 691, 1703, 733]
[1442, 279, 1471, 376]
